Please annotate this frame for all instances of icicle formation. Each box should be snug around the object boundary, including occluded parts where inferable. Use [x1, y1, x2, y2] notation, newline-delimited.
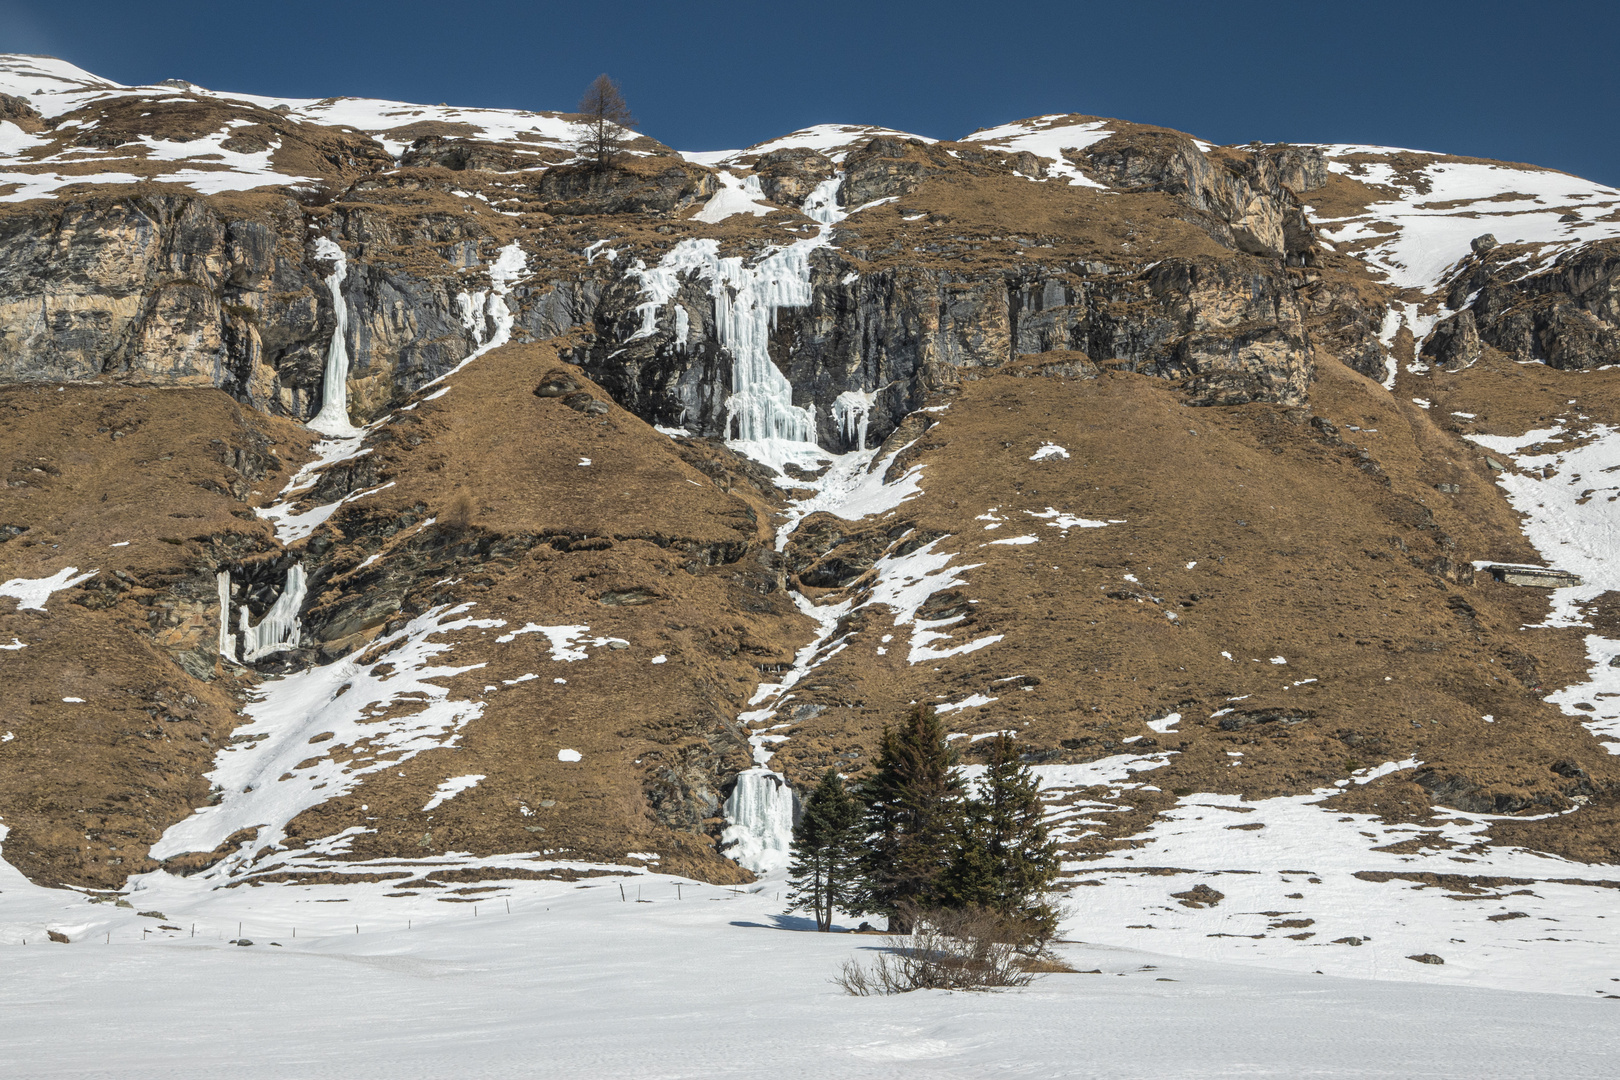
[216, 570, 236, 664]
[240, 563, 307, 662]
[721, 768, 796, 876]
[801, 176, 844, 225]
[434, 242, 529, 386]
[307, 237, 359, 437]
[629, 238, 819, 444]
[832, 389, 877, 450]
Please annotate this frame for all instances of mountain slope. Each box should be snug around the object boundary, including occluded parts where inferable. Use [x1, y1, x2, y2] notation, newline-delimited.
[3, 55, 1620, 997]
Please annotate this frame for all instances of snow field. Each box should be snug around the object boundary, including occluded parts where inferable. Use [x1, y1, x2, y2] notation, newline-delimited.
[1461, 421, 1620, 753]
[961, 116, 1112, 188]
[1310, 149, 1620, 295]
[2, 862, 1619, 1080]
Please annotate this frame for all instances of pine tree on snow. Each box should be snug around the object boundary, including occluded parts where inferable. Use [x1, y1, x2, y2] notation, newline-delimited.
[854, 704, 964, 931]
[786, 769, 861, 932]
[940, 732, 1061, 937]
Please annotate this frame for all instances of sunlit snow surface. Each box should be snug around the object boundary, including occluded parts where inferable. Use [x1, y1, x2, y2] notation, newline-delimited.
[0, 566, 98, 610]
[1309, 146, 1620, 294]
[961, 115, 1112, 188]
[0, 55, 589, 202]
[1462, 421, 1620, 753]
[6, 866, 1620, 1080]
[681, 123, 936, 167]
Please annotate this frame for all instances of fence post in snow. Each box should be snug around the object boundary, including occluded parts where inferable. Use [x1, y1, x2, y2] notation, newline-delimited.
[619, 883, 625, 902]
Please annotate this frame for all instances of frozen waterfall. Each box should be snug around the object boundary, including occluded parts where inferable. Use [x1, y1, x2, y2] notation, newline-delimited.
[307, 237, 360, 438]
[832, 389, 876, 451]
[240, 563, 307, 662]
[630, 238, 819, 445]
[801, 176, 843, 226]
[427, 242, 529, 388]
[720, 768, 797, 876]
[216, 570, 236, 664]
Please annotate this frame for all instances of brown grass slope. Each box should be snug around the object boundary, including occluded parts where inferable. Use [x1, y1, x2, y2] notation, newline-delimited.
[0, 383, 299, 888]
[766, 359, 1618, 861]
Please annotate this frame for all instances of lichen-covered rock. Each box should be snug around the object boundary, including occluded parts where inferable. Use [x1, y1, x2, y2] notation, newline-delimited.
[752, 147, 836, 206]
[1448, 238, 1620, 369]
[538, 157, 717, 215]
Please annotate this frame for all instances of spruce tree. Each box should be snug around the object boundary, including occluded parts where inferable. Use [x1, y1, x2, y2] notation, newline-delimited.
[786, 768, 861, 931]
[941, 733, 1061, 937]
[855, 704, 964, 931]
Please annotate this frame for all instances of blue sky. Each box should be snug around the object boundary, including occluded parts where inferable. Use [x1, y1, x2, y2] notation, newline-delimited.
[3, 0, 1617, 184]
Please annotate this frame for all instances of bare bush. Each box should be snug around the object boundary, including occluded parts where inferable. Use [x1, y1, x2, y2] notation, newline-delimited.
[835, 905, 1060, 995]
[443, 492, 474, 534]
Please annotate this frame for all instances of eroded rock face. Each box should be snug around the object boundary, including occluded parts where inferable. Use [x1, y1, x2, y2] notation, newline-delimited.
[752, 147, 836, 206]
[0, 195, 321, 407]
[0, 192, 535, 422]
[1075, 131, 1323, 261]
[576, 246, 1312, 448]
[538, 158, 717, 215]
[1448, 239, 1620, 369]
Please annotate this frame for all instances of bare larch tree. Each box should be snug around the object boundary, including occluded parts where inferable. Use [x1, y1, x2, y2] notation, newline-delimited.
[576, 74, 636, 171]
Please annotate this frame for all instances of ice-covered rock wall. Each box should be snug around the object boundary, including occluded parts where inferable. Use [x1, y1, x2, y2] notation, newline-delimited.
[240, 563, 307, 662]
[216, 570, 236, 664]
[628, 238, 820, 447]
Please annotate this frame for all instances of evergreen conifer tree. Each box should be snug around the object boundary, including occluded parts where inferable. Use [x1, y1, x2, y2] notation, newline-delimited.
[786, 768, 861, 932]
[855, 704, 963, 931]
[941, 733, 1061, 936]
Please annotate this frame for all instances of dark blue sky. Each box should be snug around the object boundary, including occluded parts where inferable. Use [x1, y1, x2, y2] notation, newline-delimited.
[4, 0, 1617, 185]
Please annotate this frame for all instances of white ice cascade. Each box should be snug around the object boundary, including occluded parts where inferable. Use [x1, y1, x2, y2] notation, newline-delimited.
[721, 769, 796, 877]
[240, 563, 307, 662]
[307, 237, 360, 438]
[832, 388, 876, 450]
[628, 238, 818, 444]
[215, 570, 236, 664]
[801, 175, 843, 226]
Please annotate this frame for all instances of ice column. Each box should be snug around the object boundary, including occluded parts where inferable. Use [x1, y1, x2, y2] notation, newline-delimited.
[720, 768, 796, 876]
[433, 242, 529, 386]
[307, 237, 360, 437]
[832, 389, 876, 450]
[216, 570, 236, 664]
[239, 563, 307, 662]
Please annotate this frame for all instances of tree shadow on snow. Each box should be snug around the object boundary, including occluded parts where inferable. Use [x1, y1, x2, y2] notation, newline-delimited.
[730, 913, 852, 933]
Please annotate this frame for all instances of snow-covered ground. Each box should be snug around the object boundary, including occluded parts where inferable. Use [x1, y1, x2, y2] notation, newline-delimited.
[1462, 419, 1620, 755]
[1309, 145, 1620, 295]
[0, 55, 586, 202]
[3, 865, 1618, 1080]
